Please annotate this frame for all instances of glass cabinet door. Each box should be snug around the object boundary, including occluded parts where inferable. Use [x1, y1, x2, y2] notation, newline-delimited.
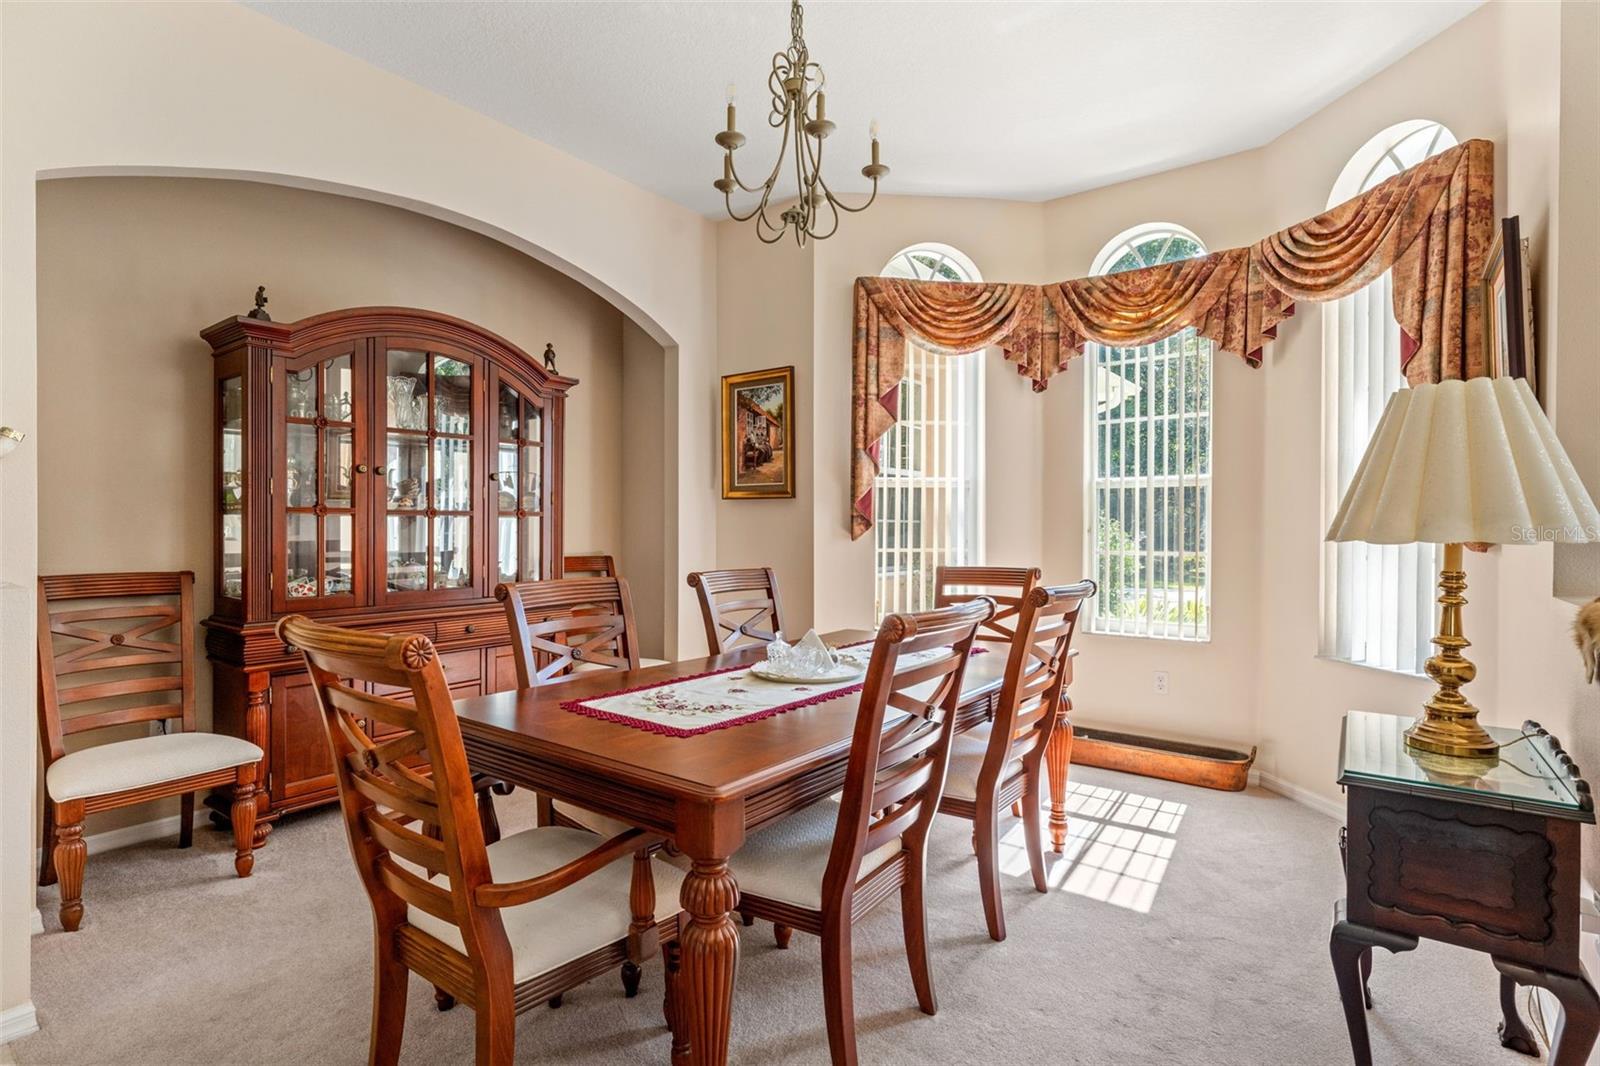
[380, 345, 481, 600]
[492, 374, 546, 587]
[218, 374, 246, 605]
[274, 344, 367, 611]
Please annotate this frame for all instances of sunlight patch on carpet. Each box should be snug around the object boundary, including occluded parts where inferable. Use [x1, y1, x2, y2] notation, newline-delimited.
[997, 782, 1187, 913]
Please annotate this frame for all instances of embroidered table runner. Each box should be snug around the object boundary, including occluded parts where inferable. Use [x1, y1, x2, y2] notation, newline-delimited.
[561, 646, 976, 738]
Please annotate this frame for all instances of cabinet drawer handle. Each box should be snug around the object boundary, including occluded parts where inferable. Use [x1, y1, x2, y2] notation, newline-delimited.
[465, 624, 477, 634]
[375, 466, 387, 476]
[355, 463, 370, 474]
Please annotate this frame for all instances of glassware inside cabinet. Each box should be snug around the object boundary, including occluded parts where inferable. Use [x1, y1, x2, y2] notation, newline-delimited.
[220, 376, 245, 600]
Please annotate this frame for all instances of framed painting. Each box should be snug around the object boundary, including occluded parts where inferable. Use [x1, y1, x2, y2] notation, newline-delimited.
[721, 366, 795, 499]
[1483, 215, 1537, 392]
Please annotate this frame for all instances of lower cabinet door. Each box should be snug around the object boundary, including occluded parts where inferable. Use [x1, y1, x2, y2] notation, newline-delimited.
[269, 671, 337, 806]
[490, 645, 520, 693]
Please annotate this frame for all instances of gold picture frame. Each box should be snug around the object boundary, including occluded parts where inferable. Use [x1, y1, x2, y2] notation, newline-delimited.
[721, 366, 795, 499]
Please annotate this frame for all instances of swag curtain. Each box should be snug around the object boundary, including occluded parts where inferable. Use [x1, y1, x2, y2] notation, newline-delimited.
[851, 137, 1493, 539]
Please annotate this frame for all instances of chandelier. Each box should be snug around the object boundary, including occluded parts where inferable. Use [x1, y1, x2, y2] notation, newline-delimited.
[714, 0, 888, 246]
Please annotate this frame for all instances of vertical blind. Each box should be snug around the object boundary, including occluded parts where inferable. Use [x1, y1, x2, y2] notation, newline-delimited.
[873, 341, 984, 619]
[1320, 121, 1455, 675]
[1321, 271, 1438, 673]
[1087, 330, 1213, 640]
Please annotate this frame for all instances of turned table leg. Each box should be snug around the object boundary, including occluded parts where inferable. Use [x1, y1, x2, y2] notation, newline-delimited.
[679, 855, 740, 1066]
[1044, 696, 1073, 853]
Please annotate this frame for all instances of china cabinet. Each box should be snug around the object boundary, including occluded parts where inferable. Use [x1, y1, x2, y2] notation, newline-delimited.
[202, 306, 575, 833]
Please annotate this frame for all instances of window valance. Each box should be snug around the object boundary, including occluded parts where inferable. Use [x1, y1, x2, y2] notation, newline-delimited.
[851, 138, 1493, 539]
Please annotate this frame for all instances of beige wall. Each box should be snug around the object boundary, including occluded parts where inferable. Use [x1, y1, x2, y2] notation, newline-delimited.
[2, 0, 719, 1023]
[714, 229, 816, 635]
[34, 175, 644, 833]
[622, 317, 670, 659]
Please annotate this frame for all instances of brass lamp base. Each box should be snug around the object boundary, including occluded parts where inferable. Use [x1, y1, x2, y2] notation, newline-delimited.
[1402, 543, 1501, 762]
[1404, 710, 1500, 759]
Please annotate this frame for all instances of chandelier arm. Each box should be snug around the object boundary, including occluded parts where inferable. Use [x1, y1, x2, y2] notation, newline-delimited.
[807, 185, 842, 242]
[822, 173, 881, 214]
[731, 115, 793, 195]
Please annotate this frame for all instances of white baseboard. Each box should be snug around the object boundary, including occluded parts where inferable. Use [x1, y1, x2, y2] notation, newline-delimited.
[29, 909, 42, 936]
[83, 810, 194, 856]
[0, 1001, 38, 1045]
[1257, 771, 1344, 821]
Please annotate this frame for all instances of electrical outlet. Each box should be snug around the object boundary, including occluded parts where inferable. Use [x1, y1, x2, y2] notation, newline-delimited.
[1153, 670, 1169, 695]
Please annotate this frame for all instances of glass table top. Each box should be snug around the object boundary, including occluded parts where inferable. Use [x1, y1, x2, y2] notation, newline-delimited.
[1338, 710, 1594, 821]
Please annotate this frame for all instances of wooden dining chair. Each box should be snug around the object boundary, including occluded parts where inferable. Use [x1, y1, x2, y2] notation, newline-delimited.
[278, 614, 686, 1066]
[495, 574, 656, 992]
[938, 581, 1095, 942]
[496, 576, 642, 688]
[933, 565, 1041, 648]
[35, 572, 263, 931]
[560, 554, 668, 666]
[686, 567, 785, 654]
[726, 597, 993, 1065]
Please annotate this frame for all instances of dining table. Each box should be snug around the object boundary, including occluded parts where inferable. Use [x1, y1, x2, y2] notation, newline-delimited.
[452, 629, 1071, 1065]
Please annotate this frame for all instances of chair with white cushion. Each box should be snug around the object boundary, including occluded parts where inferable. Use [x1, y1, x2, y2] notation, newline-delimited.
[36, 571, 262, 932]
[937, 581, 1095, 942]
[278, 613, 686, 1066]
[731, 597, 992, 1065]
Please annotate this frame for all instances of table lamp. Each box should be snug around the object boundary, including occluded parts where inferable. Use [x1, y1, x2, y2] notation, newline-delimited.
[1326, 376, 1600, 758]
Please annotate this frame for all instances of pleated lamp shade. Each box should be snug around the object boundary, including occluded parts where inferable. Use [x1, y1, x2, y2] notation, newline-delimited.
[1327, 376, 1600, 546]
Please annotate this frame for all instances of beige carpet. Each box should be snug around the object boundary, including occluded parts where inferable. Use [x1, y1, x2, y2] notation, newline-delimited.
[16, 768, 1547, 1065]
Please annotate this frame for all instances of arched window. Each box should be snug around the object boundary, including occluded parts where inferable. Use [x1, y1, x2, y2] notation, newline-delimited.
[873, 243, 985, 618]
[1321, 121, 1457, 674]
[1084, 224, 1212, 640]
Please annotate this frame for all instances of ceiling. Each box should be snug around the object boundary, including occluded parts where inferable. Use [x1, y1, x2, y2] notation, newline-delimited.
[246, 0, 1481, 217]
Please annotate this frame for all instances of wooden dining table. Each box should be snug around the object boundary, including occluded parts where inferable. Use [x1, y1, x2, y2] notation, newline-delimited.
[452, 629, 1067, 1065]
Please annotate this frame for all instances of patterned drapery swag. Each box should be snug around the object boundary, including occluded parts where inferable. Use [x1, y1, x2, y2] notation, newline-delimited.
[851, 137, 1493, 539]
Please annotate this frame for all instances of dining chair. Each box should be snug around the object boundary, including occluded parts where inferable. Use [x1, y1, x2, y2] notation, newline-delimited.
[36, 571, 263, 932]
[938, 581, 1095, 942]
[278, 614, 686, 1066]
[561, 554, 667, 667]
[724, 596, 993, 1065]
[933, 565, 1041, 648]
[496, 576, 643, 688]
[686, 567, 785, 654]
[495, 574, 660, 994]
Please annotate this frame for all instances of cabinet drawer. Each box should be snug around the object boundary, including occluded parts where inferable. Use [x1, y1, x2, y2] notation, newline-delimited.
[438, 613, 507, 644]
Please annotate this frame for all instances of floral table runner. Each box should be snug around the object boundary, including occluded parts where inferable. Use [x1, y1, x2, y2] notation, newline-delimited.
[561, 645, 979, 737]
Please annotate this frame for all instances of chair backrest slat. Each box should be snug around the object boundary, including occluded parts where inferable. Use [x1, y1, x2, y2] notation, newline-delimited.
[278, 614, 515, 974]
[820, 598, 992, 906]
[979, 581, 1097, 793]
[36, 571, 196, 765]
[934, 566, 1041, 647]
[496, 577, 642, 688]
[561, 553, 618, 579]
[687, 568, 785, 654]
